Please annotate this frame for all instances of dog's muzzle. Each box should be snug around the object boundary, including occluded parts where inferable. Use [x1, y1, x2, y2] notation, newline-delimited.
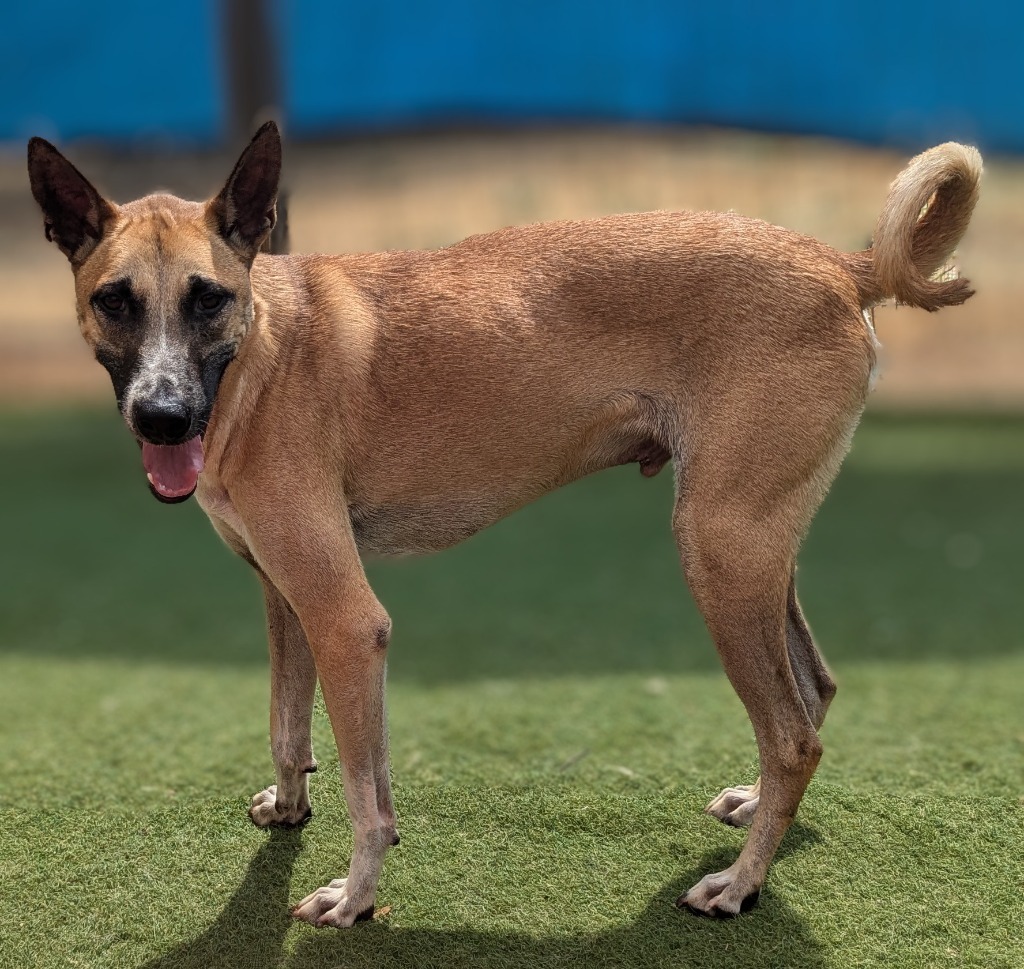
[132, 395, 194, 446]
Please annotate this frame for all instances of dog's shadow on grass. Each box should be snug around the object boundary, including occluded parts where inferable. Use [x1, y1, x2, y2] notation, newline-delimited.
[138, 823, 825, 969]
[137, 827, 304, 969]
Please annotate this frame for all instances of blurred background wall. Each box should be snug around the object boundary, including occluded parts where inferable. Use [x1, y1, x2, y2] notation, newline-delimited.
[4, 1, 1021, 150]
[1, 0, 1021, 405]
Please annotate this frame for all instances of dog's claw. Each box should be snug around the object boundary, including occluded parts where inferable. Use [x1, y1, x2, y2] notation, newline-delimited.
[676, 890, 759, 918]
[740, 889, 761, 912]
[354, 905, 376, 923]
[677, 898, 728, 919]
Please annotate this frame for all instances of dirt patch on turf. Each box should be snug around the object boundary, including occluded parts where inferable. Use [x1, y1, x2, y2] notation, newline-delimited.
[2, 126, 1021, 406]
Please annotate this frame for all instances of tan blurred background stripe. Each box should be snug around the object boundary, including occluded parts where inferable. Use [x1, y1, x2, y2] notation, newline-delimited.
[2, 127, 1020, 407]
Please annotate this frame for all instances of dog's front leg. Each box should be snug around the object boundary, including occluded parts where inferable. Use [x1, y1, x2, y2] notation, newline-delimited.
[248, 576, 318, 827]
[288, 586, 397, 927]
[241, 493, 397, 928]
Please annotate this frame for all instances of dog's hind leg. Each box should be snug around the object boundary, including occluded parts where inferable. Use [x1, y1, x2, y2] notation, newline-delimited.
[249, 577, 319, 827]
[673, 481, 824, 916]
[705, 575, 836, 827]
[784, 577, 837, 730]
[670, 344, 867, 915]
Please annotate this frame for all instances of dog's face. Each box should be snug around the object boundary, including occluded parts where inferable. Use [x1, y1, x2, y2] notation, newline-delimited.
[26, 123, 281, 502]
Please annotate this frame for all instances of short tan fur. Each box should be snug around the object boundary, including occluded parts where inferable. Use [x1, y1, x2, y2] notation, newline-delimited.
[27, 125, 981, 922]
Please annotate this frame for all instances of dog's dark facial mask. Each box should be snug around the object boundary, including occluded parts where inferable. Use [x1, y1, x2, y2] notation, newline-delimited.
[91, 266, 242, 502]
[27, 123, 281, 502]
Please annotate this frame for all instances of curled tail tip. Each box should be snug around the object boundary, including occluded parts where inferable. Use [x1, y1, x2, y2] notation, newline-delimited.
[913, 141, 983, 176]
[894, 141, 984, 217]
[870, 141, 983, 311]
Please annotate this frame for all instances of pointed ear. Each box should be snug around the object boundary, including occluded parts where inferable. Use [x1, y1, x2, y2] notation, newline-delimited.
[208, 121, 282, 261]
[27, 137, 116, 266]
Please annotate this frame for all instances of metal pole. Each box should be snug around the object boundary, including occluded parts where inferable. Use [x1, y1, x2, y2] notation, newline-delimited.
[221, 0, 289, 254]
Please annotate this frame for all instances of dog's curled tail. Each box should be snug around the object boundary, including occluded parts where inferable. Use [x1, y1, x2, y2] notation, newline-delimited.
[849, 142, 982, 311]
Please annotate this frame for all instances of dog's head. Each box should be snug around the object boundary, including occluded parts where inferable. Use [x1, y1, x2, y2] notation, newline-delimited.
[26, 122, 281, 503]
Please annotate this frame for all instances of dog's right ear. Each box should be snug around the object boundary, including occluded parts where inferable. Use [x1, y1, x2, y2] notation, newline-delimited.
[27, 138, 115, 266]
[208, 121, 282, 261]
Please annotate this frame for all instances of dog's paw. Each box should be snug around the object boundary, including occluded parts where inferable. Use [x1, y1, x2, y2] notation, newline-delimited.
[676, 866, 761, 918]
[705, 781, 760, 827]
[248, 785, 312, 828]
[291, 878, 375, 928]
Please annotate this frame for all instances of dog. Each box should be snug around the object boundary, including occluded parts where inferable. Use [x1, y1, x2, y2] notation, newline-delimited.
[27, 124, 981, 924]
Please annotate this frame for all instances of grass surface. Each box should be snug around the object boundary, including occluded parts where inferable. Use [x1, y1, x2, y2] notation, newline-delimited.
[1, 408, 1022, 968]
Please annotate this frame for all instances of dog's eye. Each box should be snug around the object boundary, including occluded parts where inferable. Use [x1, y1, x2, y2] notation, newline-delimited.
[98, 293, 126, 313]
[197, 292, 228, 314]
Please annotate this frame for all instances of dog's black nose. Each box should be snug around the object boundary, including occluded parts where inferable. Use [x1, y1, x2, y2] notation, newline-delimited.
[132, 395, 193, 444]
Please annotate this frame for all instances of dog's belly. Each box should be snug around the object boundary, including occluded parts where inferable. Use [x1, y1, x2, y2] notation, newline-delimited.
[347, 388, 673, 559]
[349, 499, 509, 556]
[348, 435, 672, 558]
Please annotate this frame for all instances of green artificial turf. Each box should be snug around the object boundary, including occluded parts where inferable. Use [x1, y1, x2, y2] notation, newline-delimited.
[0, 408, 1022, 968]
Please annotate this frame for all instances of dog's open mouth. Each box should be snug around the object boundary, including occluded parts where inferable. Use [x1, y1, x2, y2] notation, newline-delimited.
[142, 437, 205, 502]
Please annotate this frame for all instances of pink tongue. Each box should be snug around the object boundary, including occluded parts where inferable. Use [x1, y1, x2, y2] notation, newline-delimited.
[142, 437, 205, 499]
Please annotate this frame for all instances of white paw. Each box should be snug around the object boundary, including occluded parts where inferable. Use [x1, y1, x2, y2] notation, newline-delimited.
[677, 866, 761, 917]
[248, 784, 312, 828]
[291, 878, 376, 928]
[705, 781, 760, 827]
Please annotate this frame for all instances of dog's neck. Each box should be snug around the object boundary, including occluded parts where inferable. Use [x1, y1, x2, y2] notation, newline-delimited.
[200, 251, 379, 490]
[200, 255, 289, 482]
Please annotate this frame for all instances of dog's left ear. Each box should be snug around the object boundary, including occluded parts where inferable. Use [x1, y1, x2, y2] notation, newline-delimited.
[27, 138, 116, 267]
[209, 121, 282, 261]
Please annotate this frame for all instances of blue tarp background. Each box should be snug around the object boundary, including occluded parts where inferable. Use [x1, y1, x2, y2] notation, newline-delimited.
[3, 2, 1019, 151]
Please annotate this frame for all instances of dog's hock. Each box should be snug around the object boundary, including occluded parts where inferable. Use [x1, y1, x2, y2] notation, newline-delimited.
[209, 120, 282, 261]
[26, 138, 115, 265]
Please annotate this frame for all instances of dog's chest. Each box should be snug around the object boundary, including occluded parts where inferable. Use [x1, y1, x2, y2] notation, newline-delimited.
[196, 479, 252, 550]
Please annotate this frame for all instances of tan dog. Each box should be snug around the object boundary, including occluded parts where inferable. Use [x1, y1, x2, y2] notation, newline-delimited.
[27, 125, 981, 923]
